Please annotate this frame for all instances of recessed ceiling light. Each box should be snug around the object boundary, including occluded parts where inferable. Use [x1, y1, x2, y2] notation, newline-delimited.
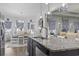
[62, 3, 66, 7]
[47, 11, 51, 15]
[45, 3, 48, 5]
[40, 16, 42, 18]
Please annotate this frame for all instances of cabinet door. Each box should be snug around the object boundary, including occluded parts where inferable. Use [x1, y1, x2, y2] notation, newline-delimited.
[74, 22, 79, 31]
[19, 37, 23, 44]
[62, 17, 69, 32]
[36, 47, 46, 56]
[48, 16, 56, 31]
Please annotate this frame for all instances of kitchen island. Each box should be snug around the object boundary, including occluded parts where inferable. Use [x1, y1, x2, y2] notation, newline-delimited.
[27, 36, 79, 56]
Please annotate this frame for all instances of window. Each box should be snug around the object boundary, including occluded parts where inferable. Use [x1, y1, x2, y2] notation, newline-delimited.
[4, 18, 12, 29]
[28, 20, 34, 30]
[16, 20, 24, 31]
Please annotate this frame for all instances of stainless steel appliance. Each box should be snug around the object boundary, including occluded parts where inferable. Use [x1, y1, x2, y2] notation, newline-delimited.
[0, 21, 5, 56]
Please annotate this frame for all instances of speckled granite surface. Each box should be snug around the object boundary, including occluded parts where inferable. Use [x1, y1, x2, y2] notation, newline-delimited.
[33, 36, 79, 51]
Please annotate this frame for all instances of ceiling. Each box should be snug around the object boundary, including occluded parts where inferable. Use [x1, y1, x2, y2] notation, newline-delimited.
[0, 3, 41, 19]
[0, 3, 58, 20]
[0, 3, 79, 20]
[67, 3, 79, 13]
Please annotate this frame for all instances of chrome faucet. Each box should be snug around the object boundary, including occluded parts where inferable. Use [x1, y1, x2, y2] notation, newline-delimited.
[40, 27, 48, 39]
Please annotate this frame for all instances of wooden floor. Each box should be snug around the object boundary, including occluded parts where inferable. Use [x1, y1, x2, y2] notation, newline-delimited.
[5, 42, 46, 56]
[5, 42, 28, 56]
[5, 47, 28, 56]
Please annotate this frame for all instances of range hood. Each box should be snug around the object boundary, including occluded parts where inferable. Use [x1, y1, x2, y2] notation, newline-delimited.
[50, 10, 79, 18]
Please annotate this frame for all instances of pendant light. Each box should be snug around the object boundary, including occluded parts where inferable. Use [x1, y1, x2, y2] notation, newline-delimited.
[47, 3, 51, 15]
[40, 3, 43, 18]
[60, 3, 68, 12]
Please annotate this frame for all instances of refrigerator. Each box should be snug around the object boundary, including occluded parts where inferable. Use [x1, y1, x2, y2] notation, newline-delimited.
[0, 21, 5, 56]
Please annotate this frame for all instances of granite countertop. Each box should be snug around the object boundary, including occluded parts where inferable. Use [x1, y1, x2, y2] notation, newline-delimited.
[32, 36, 79, 51]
